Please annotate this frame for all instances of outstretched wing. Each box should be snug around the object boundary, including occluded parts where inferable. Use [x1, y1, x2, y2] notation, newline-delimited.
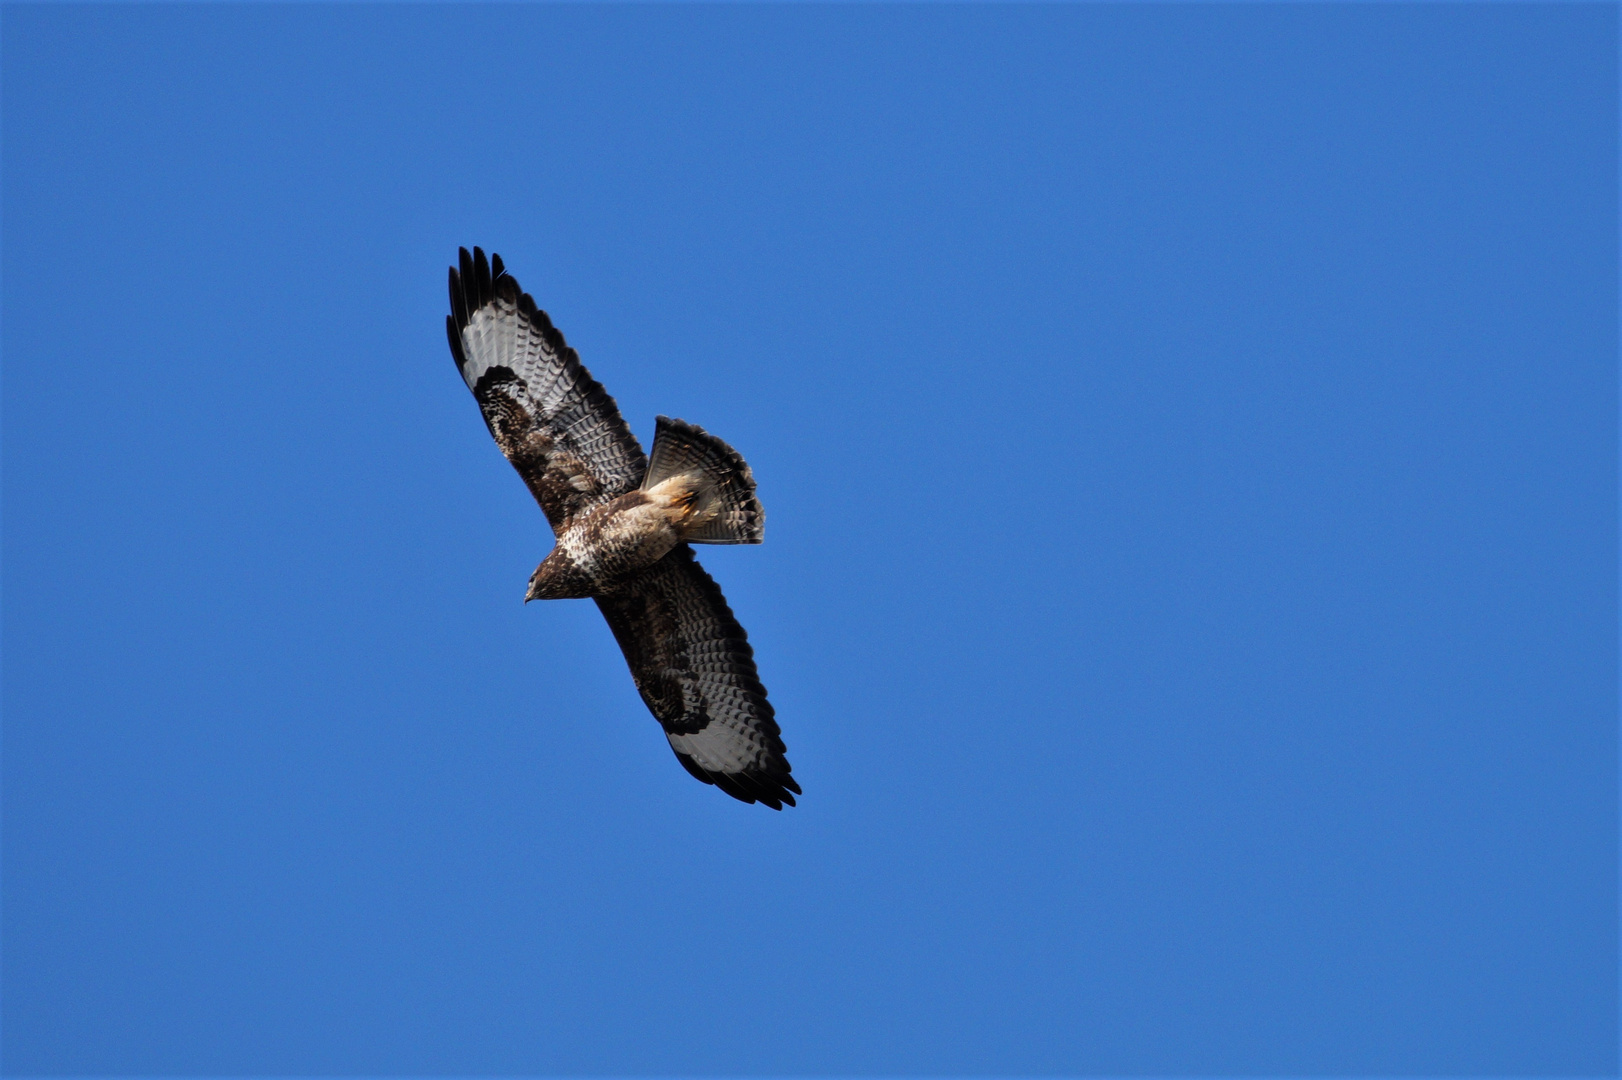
[595, 545, 799, 809]
[447, 247, 647, 530]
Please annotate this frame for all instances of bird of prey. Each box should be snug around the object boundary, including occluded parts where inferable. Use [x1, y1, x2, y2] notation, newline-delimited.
[446, 247, 798, 809]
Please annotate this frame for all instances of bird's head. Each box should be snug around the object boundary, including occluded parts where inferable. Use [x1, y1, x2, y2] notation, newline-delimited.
[525, 548, 593, 602]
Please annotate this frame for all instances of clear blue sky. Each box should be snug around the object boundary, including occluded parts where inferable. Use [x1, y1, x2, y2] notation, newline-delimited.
[2, 3, 1615, 1074]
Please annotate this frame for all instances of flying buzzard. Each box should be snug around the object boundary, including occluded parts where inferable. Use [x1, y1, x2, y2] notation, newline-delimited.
[446, 247, 798, 809]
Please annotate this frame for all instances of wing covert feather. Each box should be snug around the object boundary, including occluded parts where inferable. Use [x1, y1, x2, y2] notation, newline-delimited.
[595, 545, 799, 809]
[447, 247, 646, 529]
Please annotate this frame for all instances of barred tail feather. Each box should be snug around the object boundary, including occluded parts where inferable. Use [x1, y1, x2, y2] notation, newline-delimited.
[643, 416, 764, 544]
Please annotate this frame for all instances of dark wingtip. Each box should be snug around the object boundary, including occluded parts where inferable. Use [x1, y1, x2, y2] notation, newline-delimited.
[473, 247, 491, 302]
[448, 246, 511, 361]
[448, 265, 468, 332]
[672, 748, 798, 810]
[724, 766, 800, 810]
[710, 770, 751, 803]
[446, 314, 466, 369]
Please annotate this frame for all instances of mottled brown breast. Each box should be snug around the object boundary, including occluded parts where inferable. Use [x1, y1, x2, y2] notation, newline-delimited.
[553, 490, 683, 595]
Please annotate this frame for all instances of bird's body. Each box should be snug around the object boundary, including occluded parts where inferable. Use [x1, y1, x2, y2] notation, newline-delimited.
[446, 247, 797, 809]
[530, 475, 717, 599]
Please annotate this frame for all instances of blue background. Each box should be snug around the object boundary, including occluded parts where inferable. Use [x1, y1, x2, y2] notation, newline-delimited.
[2, 3, 1616, 1074]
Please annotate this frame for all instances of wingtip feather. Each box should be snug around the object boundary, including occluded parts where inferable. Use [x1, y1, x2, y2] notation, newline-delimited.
[446, 314, 466, 368]
[473, 246, 491, 302]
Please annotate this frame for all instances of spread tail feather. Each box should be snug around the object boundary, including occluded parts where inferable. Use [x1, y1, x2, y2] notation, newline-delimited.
[643, 416, 764, 544]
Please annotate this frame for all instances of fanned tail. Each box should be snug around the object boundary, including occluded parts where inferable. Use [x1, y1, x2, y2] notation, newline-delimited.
[642, 416, 764, 544]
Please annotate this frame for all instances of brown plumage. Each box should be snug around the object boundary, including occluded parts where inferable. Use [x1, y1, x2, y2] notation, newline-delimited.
[446, 247, 797, 809]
